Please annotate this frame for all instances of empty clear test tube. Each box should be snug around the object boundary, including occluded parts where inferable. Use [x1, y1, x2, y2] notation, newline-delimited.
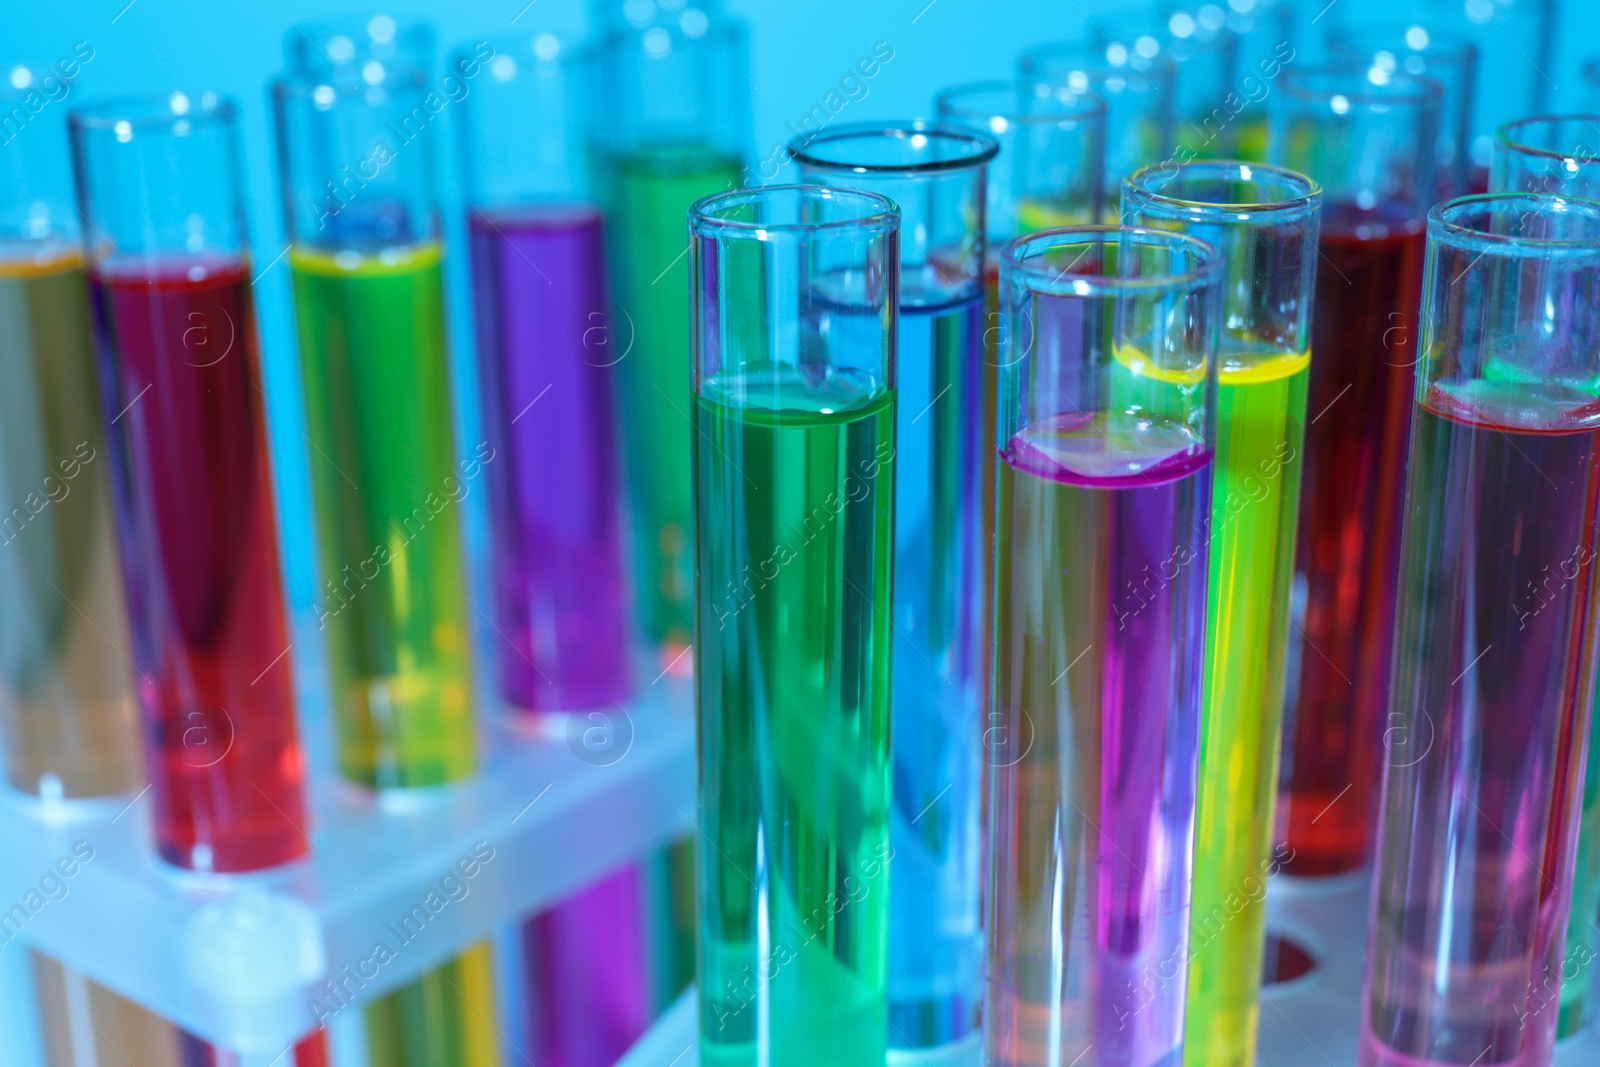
[1360, 193, 1600, 1067]
[691, 185, 899, 1067]
[273, 17, 498, 1067]
[1270, 69, 1439, 878]
[791, 123, 996, 1049]
[1121, 161, 1321, 1067]
[987, 226, 1222, 1067]
[597, 0, 749, 656]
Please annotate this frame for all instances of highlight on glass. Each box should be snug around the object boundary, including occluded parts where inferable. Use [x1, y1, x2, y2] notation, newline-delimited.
[1269, 67, 1440, 879]
[691, 184, 898, 1067]
[456, 30, 630, 714]
[986, 224, 1222, 1067]
[1492, 115, 1600, 201]
[272, 17, 498, 1067]
[1019, 40, 1175, 189]
[1121, 160, 1320, 1067]
[0, 60, 139, 803]
[68, 90, 307, 874]
[1325, 22, 1478, 198]
[789, 122, 996, 1049]
[597, 0, 750, 657]
[1360, 192, 1600, 1067]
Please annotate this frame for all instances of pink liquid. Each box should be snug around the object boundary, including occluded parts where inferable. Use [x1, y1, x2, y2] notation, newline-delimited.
[1361, 381, 1600, 1067]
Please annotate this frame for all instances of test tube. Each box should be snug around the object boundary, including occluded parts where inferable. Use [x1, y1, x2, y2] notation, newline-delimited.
[1270, 68, 1439, 878]
[456, 30, 652, 1066]
[69, 91, 306, 873]
[987, 225, 1221, 1067]
[790, 124, 995, 1048]
[1122, 162, 1321, 1067]
[691, 184, 898, 1067]
[1020, 41, 1175, 193]
[597, 0, 749, 656]
[1326, 23, 1479, 200]
[456, 32, 629, 713]
[273, 17, 498, 1067]
[1359, 192, 1600, 1067]
[1491, 115, 1600, 1039]
[0, 61, 137, 803]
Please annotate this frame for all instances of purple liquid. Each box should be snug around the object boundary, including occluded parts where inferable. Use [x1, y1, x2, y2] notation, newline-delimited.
[987, 412, 1210, 1067]
[1362, 381, 1600, 1067]
[523, 864, 653, 1067]
[468, 207, 630, 711]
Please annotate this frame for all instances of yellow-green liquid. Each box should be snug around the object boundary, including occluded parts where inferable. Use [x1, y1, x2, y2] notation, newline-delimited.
[1184, 345, 1309, 1067]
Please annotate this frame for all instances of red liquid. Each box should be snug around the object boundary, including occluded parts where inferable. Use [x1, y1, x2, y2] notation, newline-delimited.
[90, 259, 306, 872]
[1276, 207, 1427, 875]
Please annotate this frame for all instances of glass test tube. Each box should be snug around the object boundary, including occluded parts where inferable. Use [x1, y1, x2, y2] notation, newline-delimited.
[1020, 41, 1175, 195]
[1359, 192, 1600, 1067]
[1492, 115, 1600, 1039]
[1220, 0, 1299, 162]
[69, 92, 306, 873]
[598, 0, 749, 655]
[456, 32, 629, 714]
[1326, 23, 1478, 201]
[0, 61, 138, 802]
[456, 30, 652, 1066]
[790, 124, 996, 1048]
[1097, 6, 1239, 161]
[691, 184, 898, 1067]
[986, 225, 1222, 1067]
[1122, 162, 1321, 1067]
[273, 18, 498, 1067]
[936, 83, 1107, 817]
[1269, 68, 1440, 878]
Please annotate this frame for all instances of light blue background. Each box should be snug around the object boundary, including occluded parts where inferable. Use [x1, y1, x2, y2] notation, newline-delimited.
[3, 0, 1586, 611]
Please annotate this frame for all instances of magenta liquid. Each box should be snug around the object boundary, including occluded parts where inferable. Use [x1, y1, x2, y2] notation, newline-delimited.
[1362, 380, 1600, 1067]
[987, 412, 1209, 1067]
[467, 206, 630, 711]
[523, 864, 653, 1067]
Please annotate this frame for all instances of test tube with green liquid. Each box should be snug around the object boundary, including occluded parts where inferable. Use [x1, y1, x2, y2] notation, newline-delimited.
[692, 184, 899, 1067]
[597, 0, 749, 654]
[1122, 160, 1321, 1067]
[273, 16, 498, 1067]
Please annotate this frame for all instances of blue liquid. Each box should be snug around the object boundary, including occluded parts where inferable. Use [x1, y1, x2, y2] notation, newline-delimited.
[889, 293, 985, 1047]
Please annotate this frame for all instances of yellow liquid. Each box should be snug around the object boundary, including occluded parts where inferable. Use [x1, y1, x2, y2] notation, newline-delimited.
[1184, 343, 1310, 1067]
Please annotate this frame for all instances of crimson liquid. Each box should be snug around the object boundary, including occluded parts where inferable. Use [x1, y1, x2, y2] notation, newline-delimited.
[1277, 205, 1426, 876]
[89, 259, 306, 872]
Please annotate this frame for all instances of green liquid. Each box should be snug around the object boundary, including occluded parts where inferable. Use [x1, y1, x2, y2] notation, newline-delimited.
[0, 251, 139, 797]
[694, 372, 894, 1067]
[610, 144, 743, 648]
[1184, 345, 1309, 1067]
[289, 243, 475, 788]
[290, 244, 496, 1067]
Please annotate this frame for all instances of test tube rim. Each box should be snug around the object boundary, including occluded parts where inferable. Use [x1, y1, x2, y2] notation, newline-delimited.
[688, 183, 898, 239]
[1277, 65, 1443, 110]
[1324, 21, 1480, 68]
[1019, 41, 1178, 88]
[786, 121, 999, 177]
[269, 62, 429, 101]
[934, 79, 1108, 129]
[67, 90, 236, 133]
[450, 28, 592, 78]
[1494, 114, 1600, 166]
[1122, 159, 1322, 224]
[1428, 192, 1600, 258]
[1001, 223, 1224, 297]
